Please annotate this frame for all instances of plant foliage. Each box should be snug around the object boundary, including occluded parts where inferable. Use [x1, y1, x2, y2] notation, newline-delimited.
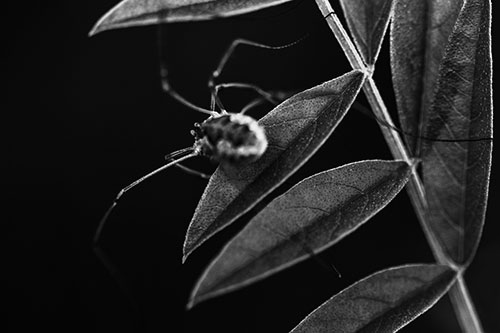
[91, 0, 493, 331]
[184, 71, 365, 261]
[189, 160, 412, 307]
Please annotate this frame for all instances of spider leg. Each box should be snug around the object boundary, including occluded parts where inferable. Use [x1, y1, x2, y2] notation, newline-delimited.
[289, 223, 342, 279]
[92, 148, 197, 329]
[209, 38, 305, 85]
[214, 82, 281, 105]
[164, 156, 212, 179]
[240, 97, 268, 115]
[157, 25, 218, 117]
[214, 83, 302, 116]
[94, 148, 198, 245]
[208, 38, 306, 112]
[171, 163, 212, 179]
[262, 221, 341, 279]
[92, 245, 146, 330]
[162, 146, 212, 179]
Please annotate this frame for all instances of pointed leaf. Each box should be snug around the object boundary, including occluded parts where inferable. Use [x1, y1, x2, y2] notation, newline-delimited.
[421, 0, 492, 266]
[90, 0, 294, 35]
[290, 264, 457, 333]
[189, 160, 412, 307]
[183, 71, 366, 261]
[184, 71, 366, 261]
[339, 0, 395, 65]
[390, 0, 464, 154]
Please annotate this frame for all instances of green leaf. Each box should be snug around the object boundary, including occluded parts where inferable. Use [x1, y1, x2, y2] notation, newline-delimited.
[339, 0, 395, 66]
[188, 160, 412, 307]
[421, 0, 492, 266]
[183, 71, 366, 261]
[290, 264, 457, 333]
[390, 0, 464, 154]
[89, 0, 294, 36]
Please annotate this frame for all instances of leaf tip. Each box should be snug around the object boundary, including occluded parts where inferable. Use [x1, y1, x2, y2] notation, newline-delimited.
[186, 279, 206, 310]
[88, 16, 110, 37]
[88, 25, 101, 37]
[88, 1, 124, 37]
[186, 289, 212, 310]
[183, 229, 210, 263]
[185, 297, 196, 310]
[182, 240, 197, 263]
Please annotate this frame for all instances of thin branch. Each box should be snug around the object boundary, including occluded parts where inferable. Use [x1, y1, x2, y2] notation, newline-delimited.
[449, 273, 485, 333]
[313, 0, 446, 264]
[313, 1, 483, 332]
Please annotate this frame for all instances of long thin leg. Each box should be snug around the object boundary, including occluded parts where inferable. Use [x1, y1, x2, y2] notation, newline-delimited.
[94, 149, 198, 244]
[165, 157, 212, 179]
[92, 147, 197, 328]
[171, 163, 212, 179]
[290, 226, 342, 279]
[157, 25, 218, 117]
[240, 97, 268, 114]
[92, 246, 146, 329]
[210, 38, 306, 84]
[209, 37, 307, 111]
[163, 147, 212, 179]
[262, 222, 341, 278]
[216, 84, 300, 115]
[214, 82, 281, 105]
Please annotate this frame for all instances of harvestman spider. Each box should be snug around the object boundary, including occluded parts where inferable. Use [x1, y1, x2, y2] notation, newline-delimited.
[93, 7, 492, 285]
[92, 19, 343, 280]
[93, 27, 304, 249]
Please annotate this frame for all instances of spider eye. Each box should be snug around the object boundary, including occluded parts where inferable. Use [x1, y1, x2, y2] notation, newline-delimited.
[191, 124, 204, 139]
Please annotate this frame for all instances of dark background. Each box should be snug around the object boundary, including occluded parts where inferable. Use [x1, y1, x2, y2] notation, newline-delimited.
[4, 1, 499, 332]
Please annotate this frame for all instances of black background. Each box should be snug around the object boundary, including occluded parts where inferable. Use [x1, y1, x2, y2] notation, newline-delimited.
[4, 1, 499, 332]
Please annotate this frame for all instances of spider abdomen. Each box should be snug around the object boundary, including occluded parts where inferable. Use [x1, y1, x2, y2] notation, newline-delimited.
[193, 113, 267, 164]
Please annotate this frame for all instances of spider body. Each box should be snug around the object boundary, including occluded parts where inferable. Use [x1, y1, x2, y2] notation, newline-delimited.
[94, 34, 277, 248]
[192, 113, 268, 164]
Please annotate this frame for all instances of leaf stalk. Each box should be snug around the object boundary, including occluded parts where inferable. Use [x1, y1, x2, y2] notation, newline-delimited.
[314, 0, 484, 331]
[449, 273, 485, 333]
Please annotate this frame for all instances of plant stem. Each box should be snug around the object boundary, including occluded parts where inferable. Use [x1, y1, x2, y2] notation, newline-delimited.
[313, 0, 445, 262]
[449, 273, 485, 333]
[363, 77, 451, 266]
[314, 0, 483, 332]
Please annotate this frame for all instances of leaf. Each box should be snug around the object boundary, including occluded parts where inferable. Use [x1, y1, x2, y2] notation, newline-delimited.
[89, 0, 294, 36]
[390, 0, 464, 154]
[339, 0, 395, 66]
[289, 264, 457, 333]
[188, 160, 412, 307]
[421, 0, 492, 266]
[183, 71, 366, 261]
